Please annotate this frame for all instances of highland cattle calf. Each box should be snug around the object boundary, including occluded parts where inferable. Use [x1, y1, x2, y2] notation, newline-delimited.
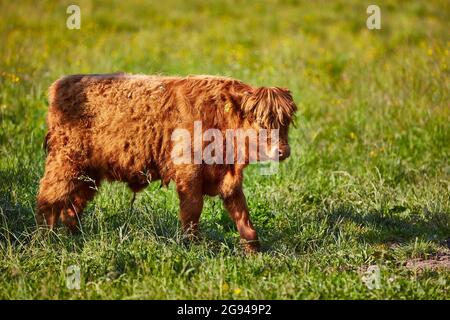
[37, 74, 297, 252]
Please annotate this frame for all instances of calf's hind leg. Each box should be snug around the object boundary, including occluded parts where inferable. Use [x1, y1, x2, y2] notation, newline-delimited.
[36, 159, 73, 229]
[36, 154, 98, 232]
[59, 180, 98, 233]
[37, 175, 98, 232]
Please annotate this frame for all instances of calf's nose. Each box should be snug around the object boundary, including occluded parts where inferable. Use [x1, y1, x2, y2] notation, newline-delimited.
[278, 145, 291, 160]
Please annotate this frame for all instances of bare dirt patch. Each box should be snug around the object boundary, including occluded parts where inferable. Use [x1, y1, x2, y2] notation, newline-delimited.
[405, 252, 450, 271]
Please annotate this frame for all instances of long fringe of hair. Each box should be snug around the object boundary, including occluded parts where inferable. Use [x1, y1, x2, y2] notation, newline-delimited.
[241, 87, 297, 128]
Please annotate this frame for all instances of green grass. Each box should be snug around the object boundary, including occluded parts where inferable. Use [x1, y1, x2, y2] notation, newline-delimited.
[0, 0, 449, 299]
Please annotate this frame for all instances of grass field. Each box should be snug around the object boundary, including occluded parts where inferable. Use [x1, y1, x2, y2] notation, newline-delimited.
[0, 0, 449, 299]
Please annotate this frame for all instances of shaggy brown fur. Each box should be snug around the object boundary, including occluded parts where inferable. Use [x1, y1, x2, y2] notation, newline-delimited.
[37, 73, 297, 252]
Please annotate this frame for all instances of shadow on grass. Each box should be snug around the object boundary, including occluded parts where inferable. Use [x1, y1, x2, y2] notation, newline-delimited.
[0, 167, 39, 246]
[262, 202, 449, 254]
[327, 205, 450, 245]
[0, 198, 36, 247]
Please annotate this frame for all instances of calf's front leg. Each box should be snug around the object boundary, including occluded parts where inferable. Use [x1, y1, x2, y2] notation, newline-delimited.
[222, 188, 260, 252]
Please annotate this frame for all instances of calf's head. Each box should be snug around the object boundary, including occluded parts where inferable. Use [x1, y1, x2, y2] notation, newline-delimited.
[241, 87, 297, 161]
